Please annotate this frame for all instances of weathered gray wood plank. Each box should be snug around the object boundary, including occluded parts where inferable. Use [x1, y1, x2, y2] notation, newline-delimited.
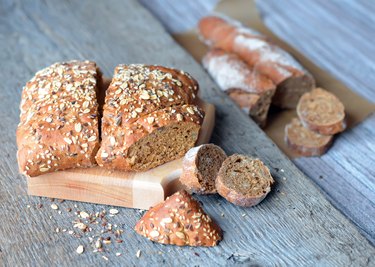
[0, 0, 374, 266]
[140, 0, 375, 245]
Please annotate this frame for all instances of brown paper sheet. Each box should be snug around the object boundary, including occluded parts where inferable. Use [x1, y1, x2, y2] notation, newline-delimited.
[172, 0, 375, 158]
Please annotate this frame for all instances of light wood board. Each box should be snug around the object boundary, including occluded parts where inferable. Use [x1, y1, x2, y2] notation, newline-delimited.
[27, 100, 215, 210]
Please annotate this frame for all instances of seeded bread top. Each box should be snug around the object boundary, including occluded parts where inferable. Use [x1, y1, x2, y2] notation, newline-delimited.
[135, 190, 222, 246]
[17, 60, 100, 177]
[102, 64, 199, 126]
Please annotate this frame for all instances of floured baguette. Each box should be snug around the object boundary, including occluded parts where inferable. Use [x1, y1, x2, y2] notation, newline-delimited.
[198, 15, 315, 108]
[297, 88, 346, 135]
[134, 190, 222, 247]
[203, 48, 276, 127]
[180, 144, 227, 194]
[96, 64, 204, 171]
[17, 61, 101, 177]
[216, 154, 274, 207]
[285, 118, 333, 157]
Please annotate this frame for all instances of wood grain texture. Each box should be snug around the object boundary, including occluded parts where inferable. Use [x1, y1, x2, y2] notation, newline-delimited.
[140, 0, 375, 245]
[0, 0, 374, 266]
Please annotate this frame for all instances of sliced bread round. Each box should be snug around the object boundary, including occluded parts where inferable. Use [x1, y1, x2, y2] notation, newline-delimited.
[285, 118, 333, 157]
[180, 144, 227, 194]
[297, 88, 346, 135]
[216, 154, 274, 207]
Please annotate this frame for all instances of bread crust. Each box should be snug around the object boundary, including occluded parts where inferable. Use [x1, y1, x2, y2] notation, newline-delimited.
[17, 61, 100, 177]
[297, 88, 346, 135]
[96, 64, 204, 171]
[216, 154, 274, 207]
[199, 15, 315, 108]
[134, 190, 222, 246]
[180, 144, 227, 194]
[285, 118, 333, 157]
[202, 48, 276, 126]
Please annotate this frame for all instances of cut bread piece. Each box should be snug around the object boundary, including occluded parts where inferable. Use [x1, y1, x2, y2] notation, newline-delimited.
[297, 88, 346, 135]
[17, 60, 101, 177]
[97, 64, 204, 171]
[97, 105, 204, 171]
[180, 144, 227, 194]
[134, 190, 222, 246]
[202, 48, 276, 127]
[216, 154, 274, 207]
[198, 15, 315, 109]
[285, 118, 333, 157]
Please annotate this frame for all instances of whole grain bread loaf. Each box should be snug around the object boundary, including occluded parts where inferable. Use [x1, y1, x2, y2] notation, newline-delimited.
[285, 118, 333, 157]
[134, 190, 222, 246]
[180, 144, 227, 194]
[216, 154, 274, 207]
[297, 88, 346, 135]
[17, 61, 101, 177]
[96, 64, 204, 171]
[199, 15, 315, 109]
[203, 48, 276, 127]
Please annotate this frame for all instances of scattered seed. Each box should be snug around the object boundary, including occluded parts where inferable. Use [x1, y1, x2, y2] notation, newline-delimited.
[80, 211, 90, 219]
[95, 239, 102, 249]
[76, 245, 84, 254]
[136, 250, 141, 258]
[116, 252, 121, 257]
[51, 204, 59, 210]
[102, 256, 109, 261]
[109, 209, 119, 215]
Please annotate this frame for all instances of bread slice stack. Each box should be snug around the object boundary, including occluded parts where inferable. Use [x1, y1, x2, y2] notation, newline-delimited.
[199, 14, 315, 127]
[17, 61, 205, 176]
[285, 88, 346, 156]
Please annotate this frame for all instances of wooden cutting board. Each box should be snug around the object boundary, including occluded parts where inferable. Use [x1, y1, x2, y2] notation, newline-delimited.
[27, 100, 215, 210]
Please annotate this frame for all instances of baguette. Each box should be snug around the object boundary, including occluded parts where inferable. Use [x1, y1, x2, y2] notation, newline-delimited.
[96, 64, 204, 171]
[198, 15, 315, 108]
[216, 154, 274, 207]
[17, 61, 101, 177]
[180, 144, 227, 194]
[202, 48, 276, 127]
[297, 88, 346, 135]
[134, 190, 222, 246]
[285, 118, 333, 157]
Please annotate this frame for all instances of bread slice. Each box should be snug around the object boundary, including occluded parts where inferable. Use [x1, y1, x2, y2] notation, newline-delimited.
[198, 15, 315, 109]
[17, 61, 101, 177]
[180, 144, 227, 194]
[285, 118, 333, 157]
[96, 64, 204, 171]
[297, 88, 346, 135]
[202, 48, 276, 127]
[134, 190, 222, 246]
[216, 154, 274, 207]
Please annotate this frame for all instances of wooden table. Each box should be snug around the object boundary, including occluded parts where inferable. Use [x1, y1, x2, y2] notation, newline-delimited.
[1, 0, 374, 266]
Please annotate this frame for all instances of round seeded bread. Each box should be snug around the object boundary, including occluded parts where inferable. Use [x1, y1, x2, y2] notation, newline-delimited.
[297, 88, 346, 135]
[216, 154, 274, 207]
[180, 144, 227, 194]
[285, 118, 333, 157]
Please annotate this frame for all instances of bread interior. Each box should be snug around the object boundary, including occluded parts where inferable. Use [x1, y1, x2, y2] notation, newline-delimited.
[126, 122, 200, 171]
